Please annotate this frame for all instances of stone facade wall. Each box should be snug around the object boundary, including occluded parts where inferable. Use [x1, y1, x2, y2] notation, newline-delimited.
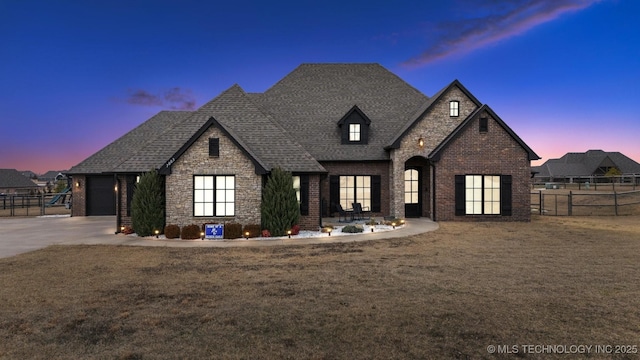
[70, 175, 86, 217]
[319, 161, 390, 217]
[390, 86, 479, 218]
[165, 125, 262, 227]
[434, 110, 532, 221]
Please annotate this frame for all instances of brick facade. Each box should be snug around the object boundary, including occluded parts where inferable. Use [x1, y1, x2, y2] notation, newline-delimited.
[320, 161, 390, 217]
[298, 174, 321, 230]
[390, 86, 479, 218]
[70, 175, 86, 217]
[165, 125, 263, 228]
[434, 110, 532, 221]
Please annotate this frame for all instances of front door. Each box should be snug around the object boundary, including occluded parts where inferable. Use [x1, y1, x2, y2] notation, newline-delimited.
[404, 167, 421, 217]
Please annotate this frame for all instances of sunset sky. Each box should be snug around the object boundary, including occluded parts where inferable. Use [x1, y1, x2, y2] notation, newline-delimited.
[1, 0, 638, 174]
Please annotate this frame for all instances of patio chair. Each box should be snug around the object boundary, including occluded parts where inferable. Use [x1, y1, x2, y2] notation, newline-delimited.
[337, 204, 354, 222]
[352, 202, 370, 220]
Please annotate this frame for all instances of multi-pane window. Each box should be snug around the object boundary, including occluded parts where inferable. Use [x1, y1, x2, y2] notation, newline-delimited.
[349, 124, 361, 142]
[339, 175, 370, 210]
[194, 175, 235, 216]
[465, 175, 500, 215]
[450, 100, 459, 117]
[404, 169, 419, 204]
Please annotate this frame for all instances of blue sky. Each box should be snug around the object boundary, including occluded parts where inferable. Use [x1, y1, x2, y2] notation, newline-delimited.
[1, 0, 638, 173]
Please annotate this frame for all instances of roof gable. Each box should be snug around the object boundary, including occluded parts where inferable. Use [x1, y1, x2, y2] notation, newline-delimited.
[429, 104, 540, 161]
[386, 79, 482, 149]
[337, 105, 372, 126]
[159, 84, 325, 175]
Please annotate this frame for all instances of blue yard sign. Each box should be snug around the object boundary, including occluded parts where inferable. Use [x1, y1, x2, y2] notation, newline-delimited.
[205, 224, 224, 239]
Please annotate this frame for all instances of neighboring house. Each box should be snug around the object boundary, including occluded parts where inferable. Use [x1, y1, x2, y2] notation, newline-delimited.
[0, 169, 40, 195]
[533, 150, 640, 183]
[39, 171, 68, 183]
[67, 63, 539, 232]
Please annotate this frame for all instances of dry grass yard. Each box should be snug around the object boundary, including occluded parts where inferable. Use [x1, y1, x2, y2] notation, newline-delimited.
[1, 216, 640, 359]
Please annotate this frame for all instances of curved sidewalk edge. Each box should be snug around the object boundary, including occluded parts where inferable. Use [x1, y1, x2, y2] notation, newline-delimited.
[105, 218, 440, 248]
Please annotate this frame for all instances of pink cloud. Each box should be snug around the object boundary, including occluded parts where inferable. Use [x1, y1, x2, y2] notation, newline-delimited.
[402, 0, 603, 67]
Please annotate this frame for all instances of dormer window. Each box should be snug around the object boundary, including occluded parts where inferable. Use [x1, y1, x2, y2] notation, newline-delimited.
[349, 124, 361, 142]
[338, 105, 371, 145]
[450, 101, 459, 117]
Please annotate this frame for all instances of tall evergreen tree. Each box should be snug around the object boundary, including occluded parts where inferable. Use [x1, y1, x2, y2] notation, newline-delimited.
[131, 169, 165, 237]
[261, 167, 300, 236]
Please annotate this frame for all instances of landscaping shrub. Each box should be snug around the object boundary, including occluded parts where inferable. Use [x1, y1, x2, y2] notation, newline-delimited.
[164, 224, 180, 239]
[261, 229, 271, 237]
[261, 167, 300, 236]
[131, 169, 165, 237]
[121, 225, 134, 235]
[384, 218, 404, 226]
[242, 224, 261, 238]
[291, 224, 300, 235]
[341, 225, 364, 233]
[181, 224, 201, 240]
[224, 223, 243, 239]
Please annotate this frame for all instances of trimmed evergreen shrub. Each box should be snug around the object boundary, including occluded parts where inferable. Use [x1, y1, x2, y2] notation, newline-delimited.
[181, 224, 201, 240]
[164, 224, 180, 239]
[261, 167, 300, 237]
[131, 170, 165, 237]
[224, 223, 243, 239]
[242, 224, 261, 238]
[341, 225, 364, 233]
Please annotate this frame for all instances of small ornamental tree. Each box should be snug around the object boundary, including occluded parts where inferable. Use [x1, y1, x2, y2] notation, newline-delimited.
[131, 169, 165, 237]
[261, 167, 300, 237]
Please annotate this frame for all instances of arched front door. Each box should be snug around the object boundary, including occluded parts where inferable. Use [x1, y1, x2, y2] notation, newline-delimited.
[404, 167, 421, 217]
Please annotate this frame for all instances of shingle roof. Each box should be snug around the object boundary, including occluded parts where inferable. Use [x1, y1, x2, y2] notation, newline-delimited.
[160, 84, 325, 174]
[534, 150, 640, 177]
[0, 169, 38, 189]
[68, 111, 193, 174]
[252, 63, 429, 161]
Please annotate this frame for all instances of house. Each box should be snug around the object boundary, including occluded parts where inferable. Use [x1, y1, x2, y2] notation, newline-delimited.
[533, 150, 640, 183]
[0, 169, 40, 195]
[67, 63, 539, 233]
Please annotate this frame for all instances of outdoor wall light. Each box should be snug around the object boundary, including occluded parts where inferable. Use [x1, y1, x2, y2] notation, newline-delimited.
[154, 229, 159, 238]
[75, 180, 81, 188]
[114, 185, 118, 192]
[418, 137, 424, 148]
[287, 230, 292, 238]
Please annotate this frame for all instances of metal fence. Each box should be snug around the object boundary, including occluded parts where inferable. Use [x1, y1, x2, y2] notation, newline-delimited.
[531, 190, 640, 216]
[0, 192, 72, 217]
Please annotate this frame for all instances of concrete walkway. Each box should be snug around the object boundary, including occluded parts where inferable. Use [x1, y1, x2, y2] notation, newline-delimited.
[0, 216, 439, 259]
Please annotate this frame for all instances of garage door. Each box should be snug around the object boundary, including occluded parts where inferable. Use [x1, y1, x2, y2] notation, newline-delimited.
[86, 176, 116, 215]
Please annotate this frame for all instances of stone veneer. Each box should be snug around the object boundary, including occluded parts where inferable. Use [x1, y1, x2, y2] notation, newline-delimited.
[165, 125, 262, 227]
[434, 110, 532, 221]
[390, 86, 479, 219]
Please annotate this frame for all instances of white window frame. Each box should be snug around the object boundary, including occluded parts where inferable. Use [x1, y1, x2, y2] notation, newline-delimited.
[349, 123, 361, 142]
[194, 175, 235, 217]
[450, 100, 459, 117]
[404, 169, 419, 204]
[292, 175, 301, 204]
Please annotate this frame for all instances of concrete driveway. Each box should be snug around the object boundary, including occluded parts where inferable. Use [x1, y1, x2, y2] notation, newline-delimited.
[0, 216, 117, 259]
[0, 216, 438, 259]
